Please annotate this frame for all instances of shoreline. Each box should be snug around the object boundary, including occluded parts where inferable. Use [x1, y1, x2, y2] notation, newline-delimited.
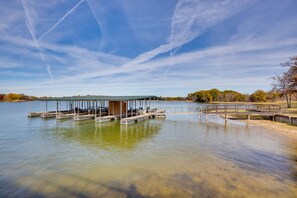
[241, 119, 297, 139]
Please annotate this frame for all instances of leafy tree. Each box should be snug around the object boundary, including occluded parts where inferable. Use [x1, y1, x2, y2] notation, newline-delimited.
[233, 93, 247, 102]
[222, 90, 239, 102]
[249, 90, 267, 102]
[266, 91, 280, 102]
[193, 90, 213, 102]
[209, 88, 222, 101]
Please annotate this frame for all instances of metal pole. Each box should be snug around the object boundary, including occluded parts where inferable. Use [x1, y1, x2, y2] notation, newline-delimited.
[126, 101, 128, 118]
[100, 101, 102, 118]
[120, 101, 122, 119]
[56, 101, 58, 114]
[95, 101, 97, 118]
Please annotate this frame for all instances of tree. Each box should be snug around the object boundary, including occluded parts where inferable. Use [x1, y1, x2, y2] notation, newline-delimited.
[233, 93, 247, 102]
[272, 74, 293, 108]
[282, 56, 297, 88]
[272, 56, 297, 108]
[191, 90, 213, 102]
[222, 90, 238, 102]
[266, 91, 280, 102]
[249, 90, 267, 102]
[209, 88, 222, 101]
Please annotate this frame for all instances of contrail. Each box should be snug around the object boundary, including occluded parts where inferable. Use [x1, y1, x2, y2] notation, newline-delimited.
[164, 0, 253, 74]
[22, 0, 53, 79]
[38, 0, 85, 41]
[86, 0, 106, 49]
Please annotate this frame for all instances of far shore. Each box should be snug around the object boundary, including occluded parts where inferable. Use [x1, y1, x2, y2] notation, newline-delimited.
[0, 100, 29, 102]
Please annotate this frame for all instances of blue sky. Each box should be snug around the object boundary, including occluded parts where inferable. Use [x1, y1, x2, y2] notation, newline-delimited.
[0, 0, 297, 97]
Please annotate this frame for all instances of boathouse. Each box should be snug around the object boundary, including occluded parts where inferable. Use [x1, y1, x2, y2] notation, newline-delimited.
[28, 95, 165, 124]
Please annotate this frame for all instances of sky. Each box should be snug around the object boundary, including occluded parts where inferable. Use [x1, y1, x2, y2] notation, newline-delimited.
[0, 0, 297, 97]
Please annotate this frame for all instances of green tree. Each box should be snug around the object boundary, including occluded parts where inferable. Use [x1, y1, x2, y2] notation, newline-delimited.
[209, 88, 222, 101]
[195, 91, 213, 102]
[249, 90, 267, 102]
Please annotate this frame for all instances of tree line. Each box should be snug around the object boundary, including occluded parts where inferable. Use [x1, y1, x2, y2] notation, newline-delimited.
[0, 93, 37, 102]
[187, 89, 279, 103]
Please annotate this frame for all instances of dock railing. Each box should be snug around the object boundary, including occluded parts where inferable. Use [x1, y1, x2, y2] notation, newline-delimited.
[202, 104, 282, 115]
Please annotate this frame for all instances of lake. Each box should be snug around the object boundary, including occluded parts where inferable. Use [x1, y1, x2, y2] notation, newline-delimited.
[0, 101, 296, 197]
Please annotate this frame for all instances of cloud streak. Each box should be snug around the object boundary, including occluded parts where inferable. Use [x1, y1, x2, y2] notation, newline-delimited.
[22, 0, 53, 79]
[38, 0, 85, 41]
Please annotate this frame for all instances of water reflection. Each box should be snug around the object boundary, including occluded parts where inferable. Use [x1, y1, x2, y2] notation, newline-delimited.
[51, 120, 162, 150]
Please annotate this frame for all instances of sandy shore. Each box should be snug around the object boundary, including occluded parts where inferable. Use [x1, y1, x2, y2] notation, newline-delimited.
[242, 119, 297, 139]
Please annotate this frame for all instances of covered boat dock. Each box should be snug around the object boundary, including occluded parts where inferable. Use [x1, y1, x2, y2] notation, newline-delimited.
[28, 95, 165, 124]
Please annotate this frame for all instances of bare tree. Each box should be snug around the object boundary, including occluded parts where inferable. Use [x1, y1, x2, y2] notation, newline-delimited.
[282, 56, 297, 88]
[272, 74, 293, 108]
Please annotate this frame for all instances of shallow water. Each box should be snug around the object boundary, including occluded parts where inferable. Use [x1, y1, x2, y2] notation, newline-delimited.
[0, 102, 296, 197]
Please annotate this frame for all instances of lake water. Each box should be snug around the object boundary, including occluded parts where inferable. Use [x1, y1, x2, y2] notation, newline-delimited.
[0, 101, 296, 197]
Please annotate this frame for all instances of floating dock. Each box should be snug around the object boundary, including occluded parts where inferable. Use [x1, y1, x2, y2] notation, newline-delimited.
[41, 112, 57, 118]
[120, 113, 153, 124]
[28, 112, 43, 117]
[56, 113, 75, 120]
[73, 114, 95, 121]
[95, 115, 117, 123]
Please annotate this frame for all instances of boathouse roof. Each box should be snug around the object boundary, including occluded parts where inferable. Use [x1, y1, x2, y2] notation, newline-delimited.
[37, 95, 162, 101]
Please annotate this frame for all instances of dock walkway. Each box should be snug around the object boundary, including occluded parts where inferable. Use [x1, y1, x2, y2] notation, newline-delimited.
[95, 115, 117, 123]
[73, 114, 95, 121]
[120, 113, 154, 125]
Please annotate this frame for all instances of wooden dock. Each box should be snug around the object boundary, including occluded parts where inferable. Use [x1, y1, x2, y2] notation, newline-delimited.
[28, 112, 43, 117]
[120, 113, 154, 125]
[41, 112, 57, 118]
[56, 113, 75, 120]
[200, 104, 283, 121]
[154, 109, 166, 118]
[73, 114, 95, 121]
[95, 115, 117, 123]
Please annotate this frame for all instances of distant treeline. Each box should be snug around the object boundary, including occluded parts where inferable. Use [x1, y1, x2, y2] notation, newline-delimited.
[187, 89, 281, 103]
[0, 93, 37, 102]
[161, 96, 186, 101]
